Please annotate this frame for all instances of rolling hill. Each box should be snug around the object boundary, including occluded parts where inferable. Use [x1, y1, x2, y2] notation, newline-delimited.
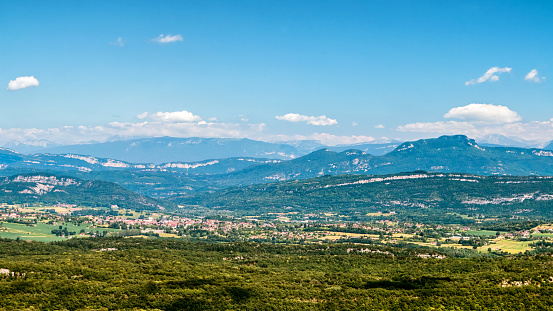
[0, 173, 172, 210]
[174, 171, 553, 221]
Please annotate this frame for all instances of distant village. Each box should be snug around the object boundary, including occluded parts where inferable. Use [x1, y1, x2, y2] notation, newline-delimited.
[1, 203, 550, 254]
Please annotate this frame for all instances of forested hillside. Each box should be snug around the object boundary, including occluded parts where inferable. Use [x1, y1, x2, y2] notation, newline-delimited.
[175, 172, 553, 221]
[0, 173, 172, 210]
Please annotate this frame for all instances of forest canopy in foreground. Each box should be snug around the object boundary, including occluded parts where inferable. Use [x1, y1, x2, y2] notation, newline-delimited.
[1, 238, 553, 310]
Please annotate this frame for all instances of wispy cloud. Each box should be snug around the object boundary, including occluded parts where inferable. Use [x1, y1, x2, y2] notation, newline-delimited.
[307, 133, 379, 145]
[525, 69, 545, 82]
[444, 103, 521, 124]
[397, 121, 476, 134]
[7, 76, 40, 91]
[374, 124, 385, 129]
[110, 37, 124, 47]
[270, 133, 386, 146]
[152, 34, 183, 43]
[275, 113, 338, 126]
[465, 67, 511, 85]
[137, 110, 202, 123]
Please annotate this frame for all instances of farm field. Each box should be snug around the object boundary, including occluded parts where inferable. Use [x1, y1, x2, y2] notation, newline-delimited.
[533, 233, 553, 238]
[0, 222, 124, 242]
[464, 230, 502, 236]
[485, 239, 533, 254]
[319, 232, 379, 240]
[0, 222, 83, 242]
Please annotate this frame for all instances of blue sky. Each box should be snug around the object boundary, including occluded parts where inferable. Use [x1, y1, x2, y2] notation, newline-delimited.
[1, 0, 553, 146]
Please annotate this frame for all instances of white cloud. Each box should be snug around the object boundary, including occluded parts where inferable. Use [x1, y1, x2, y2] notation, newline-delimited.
[374, 124, 385, 129]
[444, 103, 521, 124]
[525, 69, 544, 82]
[0, 121, 398, 149]
[465, 67, 512, 85]
[239, 115, 249, 122]
[7, 76, 40, 91]
[0, 120, 268, 146]
[396, 119, 553, 144]
[137, 110, 202, 123]
[8, 115, 553, 150]
[152, 34, 183, 43]
[352, 122, 359, 127]
[395, 103, 553, 143]
[275, 113, 338, 126]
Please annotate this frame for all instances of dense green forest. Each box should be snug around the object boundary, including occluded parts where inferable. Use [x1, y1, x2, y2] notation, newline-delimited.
[1, 238, 553, 310]
[174, 172, 553, 222]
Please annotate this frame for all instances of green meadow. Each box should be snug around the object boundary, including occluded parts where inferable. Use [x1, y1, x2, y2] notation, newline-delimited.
[0, 222, 123, 242]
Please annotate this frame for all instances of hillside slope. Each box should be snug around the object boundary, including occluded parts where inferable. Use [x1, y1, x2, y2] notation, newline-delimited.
[175, 172, 553, 221]
[206, 135, 553, 188]
[0, 173, 172, 210]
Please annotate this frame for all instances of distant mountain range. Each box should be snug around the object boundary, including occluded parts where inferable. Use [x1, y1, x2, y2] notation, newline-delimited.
[2, 135, 553, 199]
[17, 137, 304, 163]
[6, 134, 550, 163]
[0, 149, 281, 175]
[475, 134, 546, 149]
[3, 135, 553, 218]
[204, 135, 553, 188]
[4, 137, 401, 163]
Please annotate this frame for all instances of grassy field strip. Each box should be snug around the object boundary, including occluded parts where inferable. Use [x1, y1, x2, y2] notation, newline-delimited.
[319, 232, 379, 240]
[484, 239, 533, 253]
[158, 232, 180, 238]
[464, 230, 504, 236]
[392, 233, 413, 238]
[404, 241, 474, 250]
[533, 233, 553, 238]
[0, 222, 125, 242]
[366, 212, 396, 217]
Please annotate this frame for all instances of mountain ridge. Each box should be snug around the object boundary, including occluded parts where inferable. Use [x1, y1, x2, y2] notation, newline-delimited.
[26, 137, 303, 163]
[3, 135, 553, 199]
